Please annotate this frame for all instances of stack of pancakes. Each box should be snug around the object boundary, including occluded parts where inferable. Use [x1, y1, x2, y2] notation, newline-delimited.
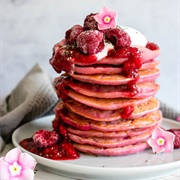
[51, 41, 162, 156]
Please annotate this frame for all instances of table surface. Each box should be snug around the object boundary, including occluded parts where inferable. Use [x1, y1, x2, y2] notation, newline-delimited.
[1, 143, 179, 180]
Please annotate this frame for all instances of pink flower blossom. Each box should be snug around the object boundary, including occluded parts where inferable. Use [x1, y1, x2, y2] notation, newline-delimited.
[94, 7, 117, 30]
[147, 127, 175, 154]
[0, 147, 37, 180]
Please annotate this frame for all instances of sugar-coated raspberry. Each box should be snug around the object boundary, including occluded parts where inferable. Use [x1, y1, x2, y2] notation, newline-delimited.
[76, 30, 104, 54]
[105, 28, 131, 49]
[33, 129, 59, 148]
[65, 25, 83, 45]
[84, 13, 98, 30]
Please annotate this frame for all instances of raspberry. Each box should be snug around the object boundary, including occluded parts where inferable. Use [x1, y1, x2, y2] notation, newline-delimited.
[49, 45, 74, 74]
[84, 13, 98, 30]
[33, 130, 59, 148]
[65, 25, 83, 45]
[146, 42, 159, 50]
[76, 30, 104, 54]
[167, 129, 180, 149]
[105, 28, 131, 49]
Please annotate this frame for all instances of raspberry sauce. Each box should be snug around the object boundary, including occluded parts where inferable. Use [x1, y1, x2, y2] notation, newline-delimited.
[20, 138, 80, 160]
[19, 115, 80, 160]
[121, 106, 134, 119]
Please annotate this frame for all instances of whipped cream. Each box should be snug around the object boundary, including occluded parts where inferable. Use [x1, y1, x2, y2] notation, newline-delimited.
[122, 26, 148, 47]
[95, 42, 114, 60]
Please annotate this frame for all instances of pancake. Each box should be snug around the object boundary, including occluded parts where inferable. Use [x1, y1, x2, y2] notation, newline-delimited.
[70, 68, 160, 85]
[63, 97, 159, 121]
[66, 88, 152, 110]
[58, 109, 162, 131]
[74, 60, 159, 74]
[67, 125, 156, 138]
[68, 131, 152, 148]
[67, 80, 160, 99]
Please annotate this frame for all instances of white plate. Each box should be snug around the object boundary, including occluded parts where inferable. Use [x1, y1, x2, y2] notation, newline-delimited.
[12, 115, 180, 180]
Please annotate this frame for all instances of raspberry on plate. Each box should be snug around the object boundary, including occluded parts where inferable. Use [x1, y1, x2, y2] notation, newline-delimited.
[33, 129, 59, 148]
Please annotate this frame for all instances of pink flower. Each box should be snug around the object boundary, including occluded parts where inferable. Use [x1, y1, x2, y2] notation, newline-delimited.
[0, 147, 37, 180]
[94, 7, 117, 30]
[147, 127, 175, 154]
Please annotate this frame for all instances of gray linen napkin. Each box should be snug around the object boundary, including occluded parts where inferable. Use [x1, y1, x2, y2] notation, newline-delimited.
[0, 64, 58, 151]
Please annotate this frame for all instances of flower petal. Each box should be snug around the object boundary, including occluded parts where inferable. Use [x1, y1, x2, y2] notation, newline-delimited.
[10, 177, 23, 180]
[151, 127, 163, 139]
[164, 131, 175, 153]
[19, 153, 37, 170]
[21, 169, 35, 180]
[94, 6, 117, 30]
[0, 157, 11, 179]
[4, 147, 21, 164]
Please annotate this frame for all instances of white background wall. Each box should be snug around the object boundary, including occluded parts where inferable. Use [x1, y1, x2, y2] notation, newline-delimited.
[1, 0, 179, 112]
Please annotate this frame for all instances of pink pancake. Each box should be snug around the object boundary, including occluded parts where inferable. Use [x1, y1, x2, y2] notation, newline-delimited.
[67, 125, 156, 138]
[64, 97, 159, 121]
[74, 60, 159, 74]
[70, 68, 160, 85]
[68, 131, 151, 148]
[58, 109, 162, 131]
[74, 46, 160, 66]
[67, 81, 160, 99]
[66, 88, 151, 110]
[73, 142, 149, 156]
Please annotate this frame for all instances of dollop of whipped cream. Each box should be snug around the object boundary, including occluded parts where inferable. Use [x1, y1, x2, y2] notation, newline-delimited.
[122, 26, 148, 47]
[95, 42, 114, 60]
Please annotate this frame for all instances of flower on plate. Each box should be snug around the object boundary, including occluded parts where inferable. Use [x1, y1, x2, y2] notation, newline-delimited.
[147, 127, 175, 154]
[94, 7, 117, 30]
[0, 147, 37, 180]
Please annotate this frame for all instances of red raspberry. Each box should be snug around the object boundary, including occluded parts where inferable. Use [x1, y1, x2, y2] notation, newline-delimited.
[33, 130, 59, 148]
[105, 28, 131, 49]
[167, 129, 180, 149]
[65, 25, 83, 45]
[84, 13, 98, 30]
[49, 44, 74, 74]
[76, 30, 104, 54]
[146, 42, 159, 51]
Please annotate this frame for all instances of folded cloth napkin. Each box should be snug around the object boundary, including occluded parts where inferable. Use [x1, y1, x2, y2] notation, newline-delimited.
[0, 64, 58, 151]
[0, 64, 179, 152]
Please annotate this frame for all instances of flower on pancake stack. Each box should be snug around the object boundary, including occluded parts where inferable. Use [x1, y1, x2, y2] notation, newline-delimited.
[94, 6, 117, 30]
[147, 127, 175, 153]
